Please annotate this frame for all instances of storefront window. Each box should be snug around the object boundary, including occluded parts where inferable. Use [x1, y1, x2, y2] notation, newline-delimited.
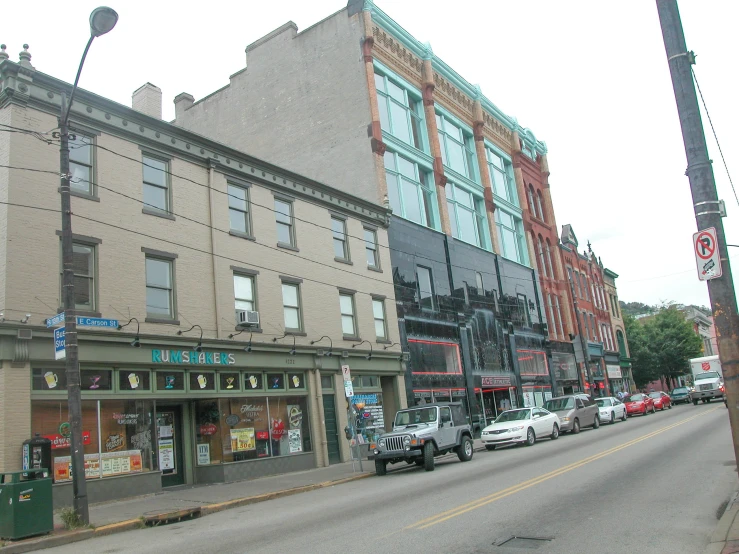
[32, 368, 67, 391]
[244, 372, 263, 391]
[522, 386, 552, 408]
[31, 399, 155, 483]
[351, 393, 384, 444]
[266, 373, 285, 390]
[219, 397, 270, 462]
[80, 369, 113, 391]
[196, 400, 224, 465]
[155, 371, 185, 391]
[189, 371, 216, 391]
[408, 340, 462, 374]
[517, 350, 549, 376]
[269, 396, 311, 456]
[118, 370, 151, 391]
[219, 372, 240, 392]
[551, 352, 577, 381]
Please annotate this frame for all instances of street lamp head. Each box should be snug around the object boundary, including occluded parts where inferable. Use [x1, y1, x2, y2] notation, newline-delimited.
[89, 7, 118, 37]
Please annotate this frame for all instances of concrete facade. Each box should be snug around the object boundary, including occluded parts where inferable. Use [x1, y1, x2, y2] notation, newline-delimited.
[0, 51, 404, 502]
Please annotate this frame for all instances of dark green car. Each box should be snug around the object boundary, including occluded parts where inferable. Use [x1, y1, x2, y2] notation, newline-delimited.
[670, 387, 691, 405]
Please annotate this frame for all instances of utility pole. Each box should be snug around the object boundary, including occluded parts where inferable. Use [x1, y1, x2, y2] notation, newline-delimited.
[569, 278, 594, 397]
[657, 0, 739, 469]
[59, 94, 88, 524]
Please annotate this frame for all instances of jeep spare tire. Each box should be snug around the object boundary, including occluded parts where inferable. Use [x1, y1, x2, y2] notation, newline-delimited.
[457, 436, 473, 462]
[423, 441, 435, 471]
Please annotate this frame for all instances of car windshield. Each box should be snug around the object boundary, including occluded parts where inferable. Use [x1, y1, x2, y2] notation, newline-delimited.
[596, 398, 611, 407]
[544, 398, 574, 411]
[494, 409, 531, 423]
[648, 392, 661, 399]
[625, 394, 645, 402]
[394, 407, 437, 426]
[695, 371, 720, 381]
[672, 388, 688, 394]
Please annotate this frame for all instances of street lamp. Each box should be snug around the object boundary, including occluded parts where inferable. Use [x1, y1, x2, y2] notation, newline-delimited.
[58, 6, 118, 525]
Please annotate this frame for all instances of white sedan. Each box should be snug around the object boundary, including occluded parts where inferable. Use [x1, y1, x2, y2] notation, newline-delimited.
[480, 407, 560, 450]
[596, 396, 627, 424]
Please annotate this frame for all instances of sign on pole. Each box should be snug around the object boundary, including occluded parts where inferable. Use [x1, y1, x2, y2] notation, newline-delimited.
[693, 227, 722, 281]
[341, 364, 351, 382]
[76, 317, 119, 328]
[54, 327, 66, 360]
[344, 380, 354, 398]
[46, 312, 65, 328]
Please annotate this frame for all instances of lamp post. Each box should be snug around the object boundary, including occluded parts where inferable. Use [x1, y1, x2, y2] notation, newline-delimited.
[58, 6, 118, 524]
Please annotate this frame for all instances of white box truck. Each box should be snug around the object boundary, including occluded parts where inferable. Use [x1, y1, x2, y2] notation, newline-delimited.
[689, 355, 724, 405]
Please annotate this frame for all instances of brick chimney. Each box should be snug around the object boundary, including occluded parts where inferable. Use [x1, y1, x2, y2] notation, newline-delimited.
[132, 82, 162, 119]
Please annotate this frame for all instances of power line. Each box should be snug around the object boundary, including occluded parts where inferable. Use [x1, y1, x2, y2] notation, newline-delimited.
[691, 67, 738, 207]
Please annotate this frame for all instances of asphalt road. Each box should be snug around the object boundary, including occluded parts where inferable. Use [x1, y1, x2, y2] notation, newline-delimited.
[48, 402, 736, 554]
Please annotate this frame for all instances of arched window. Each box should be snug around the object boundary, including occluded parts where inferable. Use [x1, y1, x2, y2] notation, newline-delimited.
[617, 330, 628, 357]
[547, 294, 557, 339]
[537, 235, 547, 276]
[536, 190, 546, 222]
[527, 185, 536, 217]
[475, 271, 484, 293]
[545, 239, 555, 279]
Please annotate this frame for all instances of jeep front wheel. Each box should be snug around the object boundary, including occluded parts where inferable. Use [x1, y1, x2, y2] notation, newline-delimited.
[375, 459, 387, 476]
[457, 436, 473, 462]
[423, 442, 435, 471]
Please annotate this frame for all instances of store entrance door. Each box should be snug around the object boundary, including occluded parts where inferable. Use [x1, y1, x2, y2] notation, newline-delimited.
[322, 395, 341, 465]
[156, 405, 185, 487]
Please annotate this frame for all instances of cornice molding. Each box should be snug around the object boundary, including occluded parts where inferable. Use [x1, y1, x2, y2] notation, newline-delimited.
[0, 61, 391, 228]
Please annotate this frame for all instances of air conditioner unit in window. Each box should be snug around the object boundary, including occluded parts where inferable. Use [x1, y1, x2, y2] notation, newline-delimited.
[237, 310, 259, 327]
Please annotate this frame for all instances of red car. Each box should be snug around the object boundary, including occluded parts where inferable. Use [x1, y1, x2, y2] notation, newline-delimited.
[624, 393, 655, 416]
[649, 391, 672, 411]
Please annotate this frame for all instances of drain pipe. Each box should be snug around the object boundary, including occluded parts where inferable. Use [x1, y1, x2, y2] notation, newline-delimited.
[314, 367, 330, 467]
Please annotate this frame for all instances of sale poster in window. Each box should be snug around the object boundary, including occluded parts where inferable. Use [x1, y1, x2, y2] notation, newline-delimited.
[288, 429, 302, 453]
[230, 428, 255, 452]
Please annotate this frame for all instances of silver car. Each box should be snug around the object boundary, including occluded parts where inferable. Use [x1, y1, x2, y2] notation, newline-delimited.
[543, 394, 600, 434]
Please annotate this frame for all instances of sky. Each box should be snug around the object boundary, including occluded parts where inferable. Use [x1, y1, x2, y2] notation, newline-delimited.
[3, 0, 737, 308]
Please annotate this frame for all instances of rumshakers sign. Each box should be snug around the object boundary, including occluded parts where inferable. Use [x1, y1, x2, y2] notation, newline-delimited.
[151, 349, 236, 365]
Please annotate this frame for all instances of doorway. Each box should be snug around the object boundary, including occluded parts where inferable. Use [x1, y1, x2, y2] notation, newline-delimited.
[156, 405, 185, 487]
[322, 395, 341, 465]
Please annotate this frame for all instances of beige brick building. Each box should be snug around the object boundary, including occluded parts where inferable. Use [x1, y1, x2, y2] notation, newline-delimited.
[0, 49, 403, 506]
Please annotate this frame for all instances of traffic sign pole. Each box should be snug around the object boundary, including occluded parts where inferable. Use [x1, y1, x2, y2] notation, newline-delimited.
[659, 1, 739, 472]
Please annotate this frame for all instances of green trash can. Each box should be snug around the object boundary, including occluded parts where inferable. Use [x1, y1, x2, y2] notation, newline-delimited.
[0, 470, 54, 540]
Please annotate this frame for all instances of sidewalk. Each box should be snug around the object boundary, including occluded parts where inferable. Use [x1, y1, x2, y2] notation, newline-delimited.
[1, 440, 487, 553]
[705, 492, 739, 554]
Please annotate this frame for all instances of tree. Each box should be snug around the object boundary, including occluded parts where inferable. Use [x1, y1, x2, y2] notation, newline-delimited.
[624, 306, 703, 389]
[620, 301, 655, 318]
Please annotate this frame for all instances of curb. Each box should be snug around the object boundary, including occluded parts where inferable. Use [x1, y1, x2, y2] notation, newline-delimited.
[0, 472, 372, 553]
[705, 492, 739, 554]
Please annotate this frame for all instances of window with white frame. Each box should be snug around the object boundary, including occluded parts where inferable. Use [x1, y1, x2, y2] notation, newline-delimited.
[364, 228, 380, 269]
[60, 241, 96, 311]
[281, 281, 302, 331]
[517, 293, 530, 327]
[537, 235, 547, 277]
[445, 182, 487, 248]
[527, 185, 537, 217]
[436, 113, 477, 181]
[496, 210, 526, 265]
[145, 256, 175, 318]
[374, 71, 425, 151]
[233, 273, 255, 317]
[545, 239, 555, 279]
[142, 155, 170, 213]
[547, 294, 556, 338]
[69, 133, 94, 196]
[554, 295, 565, 338]
[228, 183, 251, 235]
[475, 272, 484, 293]
[372, 298, 387, 340]
[339, 293, 357, 337]
[275, 198, 295, 247]
[486, 147, 514, 204]
[331, 216, 349, 261]
[536, 190, 546, 222]
[384, 152, 435, 228]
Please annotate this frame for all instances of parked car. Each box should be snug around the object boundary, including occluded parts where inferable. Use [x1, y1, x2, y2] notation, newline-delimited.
[649, 391, 672, 410]
[480, 407, 560, 450]
[670, 387, 691, 405]
[543, 394, 600, 434]
[596, 397, 627, 424]
[370, 403, 474, 475]
[624, 393, 655, 416]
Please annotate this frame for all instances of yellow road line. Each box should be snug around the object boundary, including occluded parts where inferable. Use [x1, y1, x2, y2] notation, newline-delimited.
[406, 407, 718, 530]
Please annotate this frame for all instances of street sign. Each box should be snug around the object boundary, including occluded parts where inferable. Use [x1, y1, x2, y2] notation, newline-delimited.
[76, 317, 119, 328]
[341, 364, 351, 382]
[46, 312, 65, 328]
[344, 379, 354, 398]
[693, 227, 722, 281]
[54, 327, 66, 360]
